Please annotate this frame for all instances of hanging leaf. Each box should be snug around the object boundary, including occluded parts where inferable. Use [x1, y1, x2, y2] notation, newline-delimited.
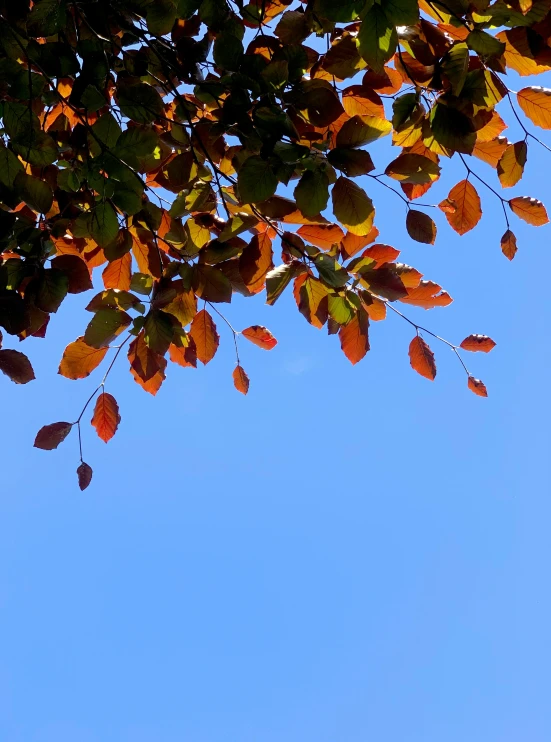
[34, 422, 73, 450]
[339, 308, 369, 364]
[460, 335, 496, 353]
[77, 462, 93, 491]
[190, 309, 220, 364]
[0, 349, 35, 384]
[357, 5, 397, 73]
[91, 392, 121, 443]
[406, 210, 437, 244]
[241, 325, 278, 350]
[468, 376, 488, 397]
[508, 197, 549, 226]
[102, 253, 132, 291]
[517, 87, 551, 130]
[58, 337, 109, 380]
[408, 335, 436, 380]
[233, 365, 250, 394]
[332, 177, 375, 236]
[500, 229, 518, 260]
[497, 141, 527, 188]
[238, 156, 278, 204]
[440, 180, 482, 235]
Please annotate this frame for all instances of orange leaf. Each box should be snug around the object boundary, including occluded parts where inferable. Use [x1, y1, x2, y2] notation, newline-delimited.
[500, 229, 518, 260]
[509, 196, 549, 226]
[58, 337, 109, 380]
[239, 232, 273, 293]
[131, 232, 162, 278]
[441, 180, 482, 235]
[294, 274, 330, 328]
[102, 253, 132, 291]
[128, 331, 165, 382]
[77, 462, 93, 491]
[460, 335, 496, 353]
[190, 309, 219, 364]
[409, 335, 436, 380]
[130, 360, 166, 395]
[472, 137, 509, 168]
[297, 224, 344, 250]
[497, 141, 527, 188]
[91, 392, 121, 443]
[361, 243, 400, 266]
[242, 325, 277, 350]
[341, 86, 385, 118]
[517, 87, 551, 130]
[401, 281, 453, 310]
[168, 336, 197, 368]
[339, 309, 369, 364]
[233, 365, 250, 394]
[468, 376, 488, 397]
[340, 226, 379, 259]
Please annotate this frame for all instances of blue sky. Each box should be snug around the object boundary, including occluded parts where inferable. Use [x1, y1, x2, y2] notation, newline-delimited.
[1, 28, 551, 742]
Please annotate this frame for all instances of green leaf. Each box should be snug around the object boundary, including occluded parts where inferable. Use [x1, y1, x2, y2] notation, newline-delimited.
[147, 0, 177, 35]
[328, 295, 355, 325]
[316, 0, 367, 22]
[237, 156, 278, 204]
[213, 33, 244, 71]
[441, 43, 469, 97]
[12, 131, 58, 166]
[15, 172, 53, 213]
[467, 30, 506, 57]
[315, 255, 350, 288]
[90, 202, 119, 247]
[84, 309, 132, 349]
[383, 0, 419, 24]
[115, 127, 159, 163]
[358, 5, 397, 73]
[130, 273, 154, 296]
[266, 263, 303, 305]
[192, 264, 232, 303]
[0, 143, 24, 187]
[332, 176, 375, 236]
[117, 83, 164, 124]
[36, 269, 69, 313]
[327, 148, 375, 176]
[294, 170, 330, 218]
[144, 310, 176, 355]
[336, 115, 391, 148]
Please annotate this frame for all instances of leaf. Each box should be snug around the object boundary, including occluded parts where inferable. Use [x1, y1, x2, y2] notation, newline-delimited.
[190, 309, 219, 364]
[84, 309, 131, 349]
[91, 392, 121, 443]
[161, 282, 197, 326]
[266, 263, 302, 306]
[500, 229, 518, 260]
[239, 233, 273, 293]
[77, 462, 93, 491]
[102, 253, 132, 291]
[497, 141, 527, 188]
[51, 255, 93, 294]
[517, 87, 551, 130]
[385, 154, 441, 184]
[467, 30, 505, 58]
[238, 156, 277, 204]
[468, 376, 488, 397]
[168, 334, 197, 368]
[242, 325, 277, 350]
[14, 172, 53, 213]
[441, 43, 469, 97]
[130, 357, 166, 395]
[294, 170, 330, 218]
[409, 335, 436, 381]
[58, 337, 109, 380]
[460, 335, 496, 353]
[335, 115, 392, 148]
[192, 264, 232, 302]
[297, 224, 344, 250]
[128, 330, 165, 382]
[144, 310, 176, 355]
[0, 349, 35, 384]
[91, 202, 119, 247]
[509, 197, 549, 226]
[406, 210, 437, 244]
[441, 180, 482, 235]
[34, 422, 73, 451]
[36, 269, 69, 313]
[117, 82, 164, 124]
[339, 308, 369, 364]
[295, 274, 330, 328]
[327, 148, 375, 177]
[233, 365, 250, 395]
[332, 177, 375, 236]
[357, 5, 397, 73]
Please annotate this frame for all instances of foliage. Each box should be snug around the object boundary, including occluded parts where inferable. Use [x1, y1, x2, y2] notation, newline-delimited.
[2, 0, 549, 487]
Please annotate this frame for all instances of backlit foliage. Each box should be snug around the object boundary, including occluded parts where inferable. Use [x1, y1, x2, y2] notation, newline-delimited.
[1, 0, 549, 486]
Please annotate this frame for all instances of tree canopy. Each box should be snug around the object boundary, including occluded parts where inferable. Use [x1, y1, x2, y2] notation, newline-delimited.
[0, 0, 549, 488]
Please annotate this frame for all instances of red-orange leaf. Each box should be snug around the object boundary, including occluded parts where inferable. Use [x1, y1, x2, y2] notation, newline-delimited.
[339, 309, 369, 364]
[241, 325, 277, 350]
[77, 462, 93, 491]
[508, 196, 549, 226]
[34, 422, 73, 450]
[58, 337, 109, 380]
[460, 335, 496, 353]
[102, 253, 132, 291]
[409, 335, 436, 380]
[297, 224, 344, 250]
[441, 180, 482, 235]
[500, 229, 518, 260]
[91, 392, 121, 443]
[190, 309, 219, 364]
[130, 360, 166, 395]
[468, 376, 488, 397]
[233, 365, 250, 394]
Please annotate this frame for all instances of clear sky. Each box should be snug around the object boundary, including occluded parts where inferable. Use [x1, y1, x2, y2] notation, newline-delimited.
[1, 33, 551, 742]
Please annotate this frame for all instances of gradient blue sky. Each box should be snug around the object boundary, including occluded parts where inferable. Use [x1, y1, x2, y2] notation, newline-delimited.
[1, 29, 551, 742]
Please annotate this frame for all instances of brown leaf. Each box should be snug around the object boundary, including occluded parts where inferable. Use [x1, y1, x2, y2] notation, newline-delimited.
[0, 349, 36, 384]
[77, 462, 93, 491]
[508, 196, 549, 226]
[500, 229, 518, 260]
[233, 365, 250, 394]
[58, 337, 109, 380]
[190, 309, 219, 364]
[130, 358, 166, 395]
[34, 422, 73, 450]
[406, 210, 437, 244]
[468, 376, 488, 397]
[409, 335, 436, 380]
[128, 330, 164, 382]
[339, 308, 369, 364]
[241, 325, 277, 350]
[460, 335, 496, 353]
[441, 180, 482, 235]
[51, 255, 93, 294]
[91, 392, 121, 443]
[239, 233, 273, 293]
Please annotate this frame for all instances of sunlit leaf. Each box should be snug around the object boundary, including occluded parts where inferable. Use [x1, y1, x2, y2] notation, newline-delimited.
[408, 335, 436, 380]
